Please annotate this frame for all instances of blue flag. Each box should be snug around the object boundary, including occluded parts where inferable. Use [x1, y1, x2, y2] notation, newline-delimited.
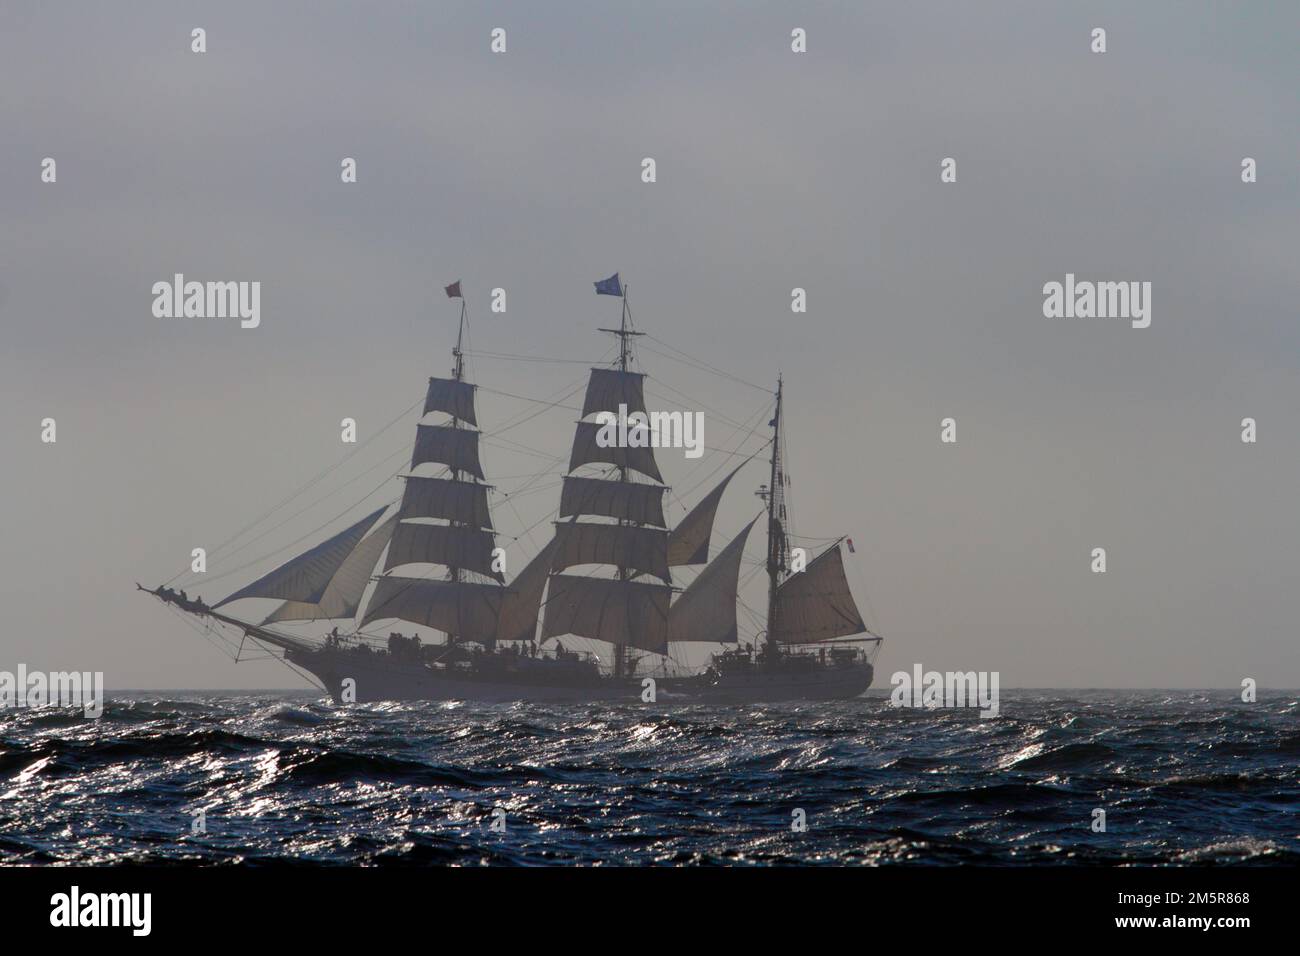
[594, 273, 623, 297]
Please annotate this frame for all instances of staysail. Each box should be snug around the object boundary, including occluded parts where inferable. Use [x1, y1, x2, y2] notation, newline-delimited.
[262, 513, 398, 623]
[497, 537, 558, 643]
[667, 465, 741, 566]
[667, 516, 757, 644]
[215, 505, 388, 609]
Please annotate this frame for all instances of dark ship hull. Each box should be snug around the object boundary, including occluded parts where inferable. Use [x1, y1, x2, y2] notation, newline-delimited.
[285, 644, 874, 705]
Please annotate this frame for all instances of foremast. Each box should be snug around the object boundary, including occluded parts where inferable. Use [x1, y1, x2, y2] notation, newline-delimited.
[359, 281, 504, 643]
[602, 288, 642, 678]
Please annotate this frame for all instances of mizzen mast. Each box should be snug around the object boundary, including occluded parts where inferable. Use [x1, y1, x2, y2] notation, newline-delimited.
[761, 374, 787, 658]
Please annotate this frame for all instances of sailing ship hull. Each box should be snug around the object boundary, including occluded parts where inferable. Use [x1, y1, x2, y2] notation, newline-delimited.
[286, 647, 873, 704]
[665, 662, 875, 704]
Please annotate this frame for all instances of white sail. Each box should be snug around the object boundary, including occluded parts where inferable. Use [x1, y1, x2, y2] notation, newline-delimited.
[770, 542, 867, 644]
[568, 421, 663, 482]
[497, 537, 558, 643]
[411, 424, 484, 480]
[398, 476, 491, 528]
[559, 476, 666, 527]
[360, 576, 501, 637]
[262, 513, 398, 623]
[541, 574, 670, 654]
[215, 505, 388, 608]
[551, 521, 670, 582]
[667, 465, 741, 566]
[581, 367, 648, 418]
[667, 517, 757, 644]
[423, 376, 477, 425]
[383, 522, 504, 582]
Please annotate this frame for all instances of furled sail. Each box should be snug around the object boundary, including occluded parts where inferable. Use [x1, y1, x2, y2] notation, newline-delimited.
[551, 521, 670, 582]
[667, 465, 741, 566]
[541, 574, 670, 654]
[497, 537, 558, 643]
[423, 376, 477, 426]
[411, 424, 485, 480]
[667, 517, 757, 644]
[581, 368, 647, 418]
[769, 542, 867, 644]
[215, 506, 388, 609]
[568, 420, 663, 482]
[360, 576, 501, 637]
[559, 476, 666, 527]
[398, 476, 492, 529]
[384, 522, 504, 582]
[262, 513, 398, 624]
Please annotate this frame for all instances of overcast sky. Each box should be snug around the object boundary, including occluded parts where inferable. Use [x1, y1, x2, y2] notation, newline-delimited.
[2, 1, 1297, 690]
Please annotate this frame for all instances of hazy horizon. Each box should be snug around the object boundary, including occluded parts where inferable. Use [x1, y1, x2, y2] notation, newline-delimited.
[3, 1, 1298, 691]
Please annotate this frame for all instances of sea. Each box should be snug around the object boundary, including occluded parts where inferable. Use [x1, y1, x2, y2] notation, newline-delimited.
[1, 690, 1295, 865]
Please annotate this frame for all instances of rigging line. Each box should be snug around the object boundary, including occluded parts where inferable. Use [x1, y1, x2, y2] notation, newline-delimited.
[644, 380, 756, 433]
[503, 494, 539, 554]
[640, 332, 771, 393]
[477, 385, 582, 413]
[668, 404, 773, 512]
[161, 602, 245, 659]
[167, 394, 425, 584]
[638, 342, 769, 395]
[481, 434, 566, 462]
[197, 481, 401, 593]
[478, 376, 589, 442]
[173, 447, 410, 589]
[466, 350, 607, 365]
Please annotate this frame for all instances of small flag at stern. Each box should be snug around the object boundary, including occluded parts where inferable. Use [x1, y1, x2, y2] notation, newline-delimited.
[846, 538, 856, 553]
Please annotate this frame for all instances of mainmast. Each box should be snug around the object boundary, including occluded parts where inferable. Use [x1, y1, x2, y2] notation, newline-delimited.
[762, 375, 787, 658]
[358, 279, 504, 645]
[542, 273, 671, 677]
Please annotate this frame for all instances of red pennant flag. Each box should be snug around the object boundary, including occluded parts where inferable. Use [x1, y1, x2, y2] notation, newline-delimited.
[846, 538, 856, 553]
[445, 281, 462, 299]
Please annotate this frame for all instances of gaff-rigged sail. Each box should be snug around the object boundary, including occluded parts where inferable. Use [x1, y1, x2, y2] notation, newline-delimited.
[768, 541, 867, 644]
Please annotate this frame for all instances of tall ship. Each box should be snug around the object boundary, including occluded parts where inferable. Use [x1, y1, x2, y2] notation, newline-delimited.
[142, 276, 882, 703]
